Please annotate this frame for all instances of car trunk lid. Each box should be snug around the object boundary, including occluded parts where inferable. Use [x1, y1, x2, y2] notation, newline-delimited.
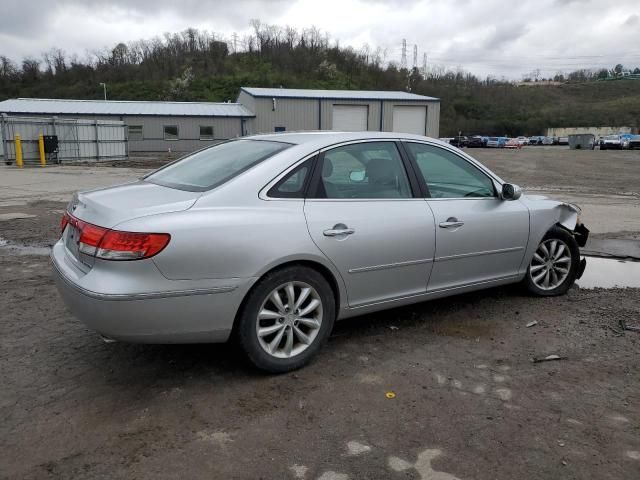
[70, 181, 200, 229]
[62, 181, 199, 270]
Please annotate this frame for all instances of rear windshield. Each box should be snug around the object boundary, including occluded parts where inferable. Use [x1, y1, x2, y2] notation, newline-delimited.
[145, 139, 291, 191]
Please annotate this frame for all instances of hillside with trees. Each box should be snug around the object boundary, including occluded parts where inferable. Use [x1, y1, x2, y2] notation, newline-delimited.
[1, 24, 639, 136]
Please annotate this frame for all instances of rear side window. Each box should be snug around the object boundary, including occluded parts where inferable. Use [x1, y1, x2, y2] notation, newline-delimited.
[268, 159, 314, 198]
[406, 142, 496, 198]
[146, 140, 291, 192]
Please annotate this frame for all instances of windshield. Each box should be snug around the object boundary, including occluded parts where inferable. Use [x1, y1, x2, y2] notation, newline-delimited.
[145, 139, 291, 191]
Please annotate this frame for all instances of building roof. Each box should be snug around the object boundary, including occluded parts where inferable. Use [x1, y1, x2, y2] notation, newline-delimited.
[240, 87, 438, 102]
[0, 98, 255, 117]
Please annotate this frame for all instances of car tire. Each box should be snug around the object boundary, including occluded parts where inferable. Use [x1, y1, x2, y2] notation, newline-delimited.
[524, 226, 580, 297]
[237, 265, 336, 373]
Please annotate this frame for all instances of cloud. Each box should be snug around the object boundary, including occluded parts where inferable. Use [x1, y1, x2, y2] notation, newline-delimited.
[0, 0, 639, 79]
[624, 14, 639, 26]
[483, 23, 529, 50]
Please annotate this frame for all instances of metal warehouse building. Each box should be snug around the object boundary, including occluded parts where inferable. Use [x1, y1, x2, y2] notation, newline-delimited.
[0, 88, 440, 159]
[0, 98, 255, 154]
[238, 87, 440, 138]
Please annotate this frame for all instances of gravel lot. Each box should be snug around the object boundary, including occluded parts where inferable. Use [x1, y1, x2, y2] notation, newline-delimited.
[1, 147, 639, 479]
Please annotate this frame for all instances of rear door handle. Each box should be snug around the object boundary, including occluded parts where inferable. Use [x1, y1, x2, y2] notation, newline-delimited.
[439, 217, 464, 229]
[323, 224, 355, 237]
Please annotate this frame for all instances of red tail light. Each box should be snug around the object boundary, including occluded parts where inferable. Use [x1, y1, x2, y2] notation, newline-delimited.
[61, 211, 170, 261]
[61, 211, 71, 233]
[97, 231, 171, 260]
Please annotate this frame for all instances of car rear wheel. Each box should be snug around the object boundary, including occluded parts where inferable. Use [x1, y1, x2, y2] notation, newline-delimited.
[237, 266, 335, 373]
[524, 226, 580, 296]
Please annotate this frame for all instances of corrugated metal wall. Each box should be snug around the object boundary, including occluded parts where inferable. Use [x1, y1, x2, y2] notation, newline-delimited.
[248, 96, 440, 138]
[251, 98, 321, 133]
[121, 115, 244, 152]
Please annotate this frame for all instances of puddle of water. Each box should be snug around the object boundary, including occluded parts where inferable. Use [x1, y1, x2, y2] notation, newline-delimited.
[0, 237, 51, 256]
[576, 256, 640, 289]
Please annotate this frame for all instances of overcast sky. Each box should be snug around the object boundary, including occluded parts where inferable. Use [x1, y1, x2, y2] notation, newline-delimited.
[1, 0, 639, 79]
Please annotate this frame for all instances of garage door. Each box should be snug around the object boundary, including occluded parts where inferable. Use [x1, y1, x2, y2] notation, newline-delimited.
[392, 106, 427, 135]
[332, 105, 368, 131]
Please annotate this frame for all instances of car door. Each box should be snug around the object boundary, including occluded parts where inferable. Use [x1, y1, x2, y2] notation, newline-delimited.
[304, 140, 436, 307]
[403, 141, 529, 292]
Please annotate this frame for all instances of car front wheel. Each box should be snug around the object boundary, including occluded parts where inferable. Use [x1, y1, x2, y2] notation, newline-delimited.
[524, 226, 580, 296]
[237, 265, 335, 373]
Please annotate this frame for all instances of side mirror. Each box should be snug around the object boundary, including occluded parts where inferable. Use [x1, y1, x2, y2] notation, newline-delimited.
[502, 183, 522, 200]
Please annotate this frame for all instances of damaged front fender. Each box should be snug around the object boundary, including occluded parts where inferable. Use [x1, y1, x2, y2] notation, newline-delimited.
[518, 195, 590, 276]
[556, 202, 589, 247]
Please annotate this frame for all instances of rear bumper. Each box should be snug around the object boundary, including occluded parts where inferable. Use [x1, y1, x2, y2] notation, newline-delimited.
[51, 240, 253, 343]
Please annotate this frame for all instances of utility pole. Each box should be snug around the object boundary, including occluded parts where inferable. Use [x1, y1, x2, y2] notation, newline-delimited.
[232, 32, 238, 53]
[422, 53, 427, 79]
[400, 39, 407, 70]
[99, 83, 107, 101]
[413, 44, 418, 70]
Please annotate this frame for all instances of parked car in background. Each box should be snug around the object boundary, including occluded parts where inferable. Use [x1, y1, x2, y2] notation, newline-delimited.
[557, 137, 569, 146]
[51, 131, 588, 372]
[529, 136, 544, 145]
[600, 135, 623, 150]
[486, 137, 507, 148]
[449, 136, 469, 148]
[620, 134, 634, 149]
[505, 138, 523, 149]
[516, 136, 529, 146]
[542, 136, 554, 145]
[628, 135, 640, 150]
[466, 136, 485, 148]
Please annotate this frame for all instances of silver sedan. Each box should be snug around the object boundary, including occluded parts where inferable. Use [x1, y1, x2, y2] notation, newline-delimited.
[52, 132, 589, 372]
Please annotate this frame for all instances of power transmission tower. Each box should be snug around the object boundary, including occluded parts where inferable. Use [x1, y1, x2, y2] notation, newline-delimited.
[232, 32, 238, 53]
[400, 39, 407, 70]
[422, 53, 427, 78]
[413, 45, 418, 69]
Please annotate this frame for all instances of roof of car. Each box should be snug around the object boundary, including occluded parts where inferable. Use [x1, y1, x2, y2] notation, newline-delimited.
[244, 130, 448, 149]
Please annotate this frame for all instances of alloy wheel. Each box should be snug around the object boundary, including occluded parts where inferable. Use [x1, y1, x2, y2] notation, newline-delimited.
[529, 239, 572, 290]
[256, 281, 323, 359]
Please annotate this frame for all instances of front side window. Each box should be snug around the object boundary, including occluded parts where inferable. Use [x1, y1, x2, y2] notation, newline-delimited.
[313, 142, 411, 199]
[164, 125, 179, 140]
[199, 126, 214, 140]
[146, 139, 290, 191]
[406, 142, 496, 198]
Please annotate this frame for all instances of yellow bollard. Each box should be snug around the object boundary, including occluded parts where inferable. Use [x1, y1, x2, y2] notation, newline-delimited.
[38, 134, 46, 167]
[15, 134, 23, 168]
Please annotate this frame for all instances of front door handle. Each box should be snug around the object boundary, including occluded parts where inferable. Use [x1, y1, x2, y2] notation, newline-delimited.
[323, 223, 355, 237]
[439, 217, 464, 229]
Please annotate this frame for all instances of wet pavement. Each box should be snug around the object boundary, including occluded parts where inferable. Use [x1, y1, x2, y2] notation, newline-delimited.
[577, 257, 640, 289]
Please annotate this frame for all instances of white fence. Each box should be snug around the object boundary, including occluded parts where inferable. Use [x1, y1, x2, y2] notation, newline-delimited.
[1, 115, 128, 165]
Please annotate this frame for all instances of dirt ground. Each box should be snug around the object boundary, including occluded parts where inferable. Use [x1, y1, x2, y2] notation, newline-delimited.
[1, 147, 639, 479]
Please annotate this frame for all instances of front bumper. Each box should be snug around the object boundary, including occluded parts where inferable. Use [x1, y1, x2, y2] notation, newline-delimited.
[51, 240, 253, 343]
